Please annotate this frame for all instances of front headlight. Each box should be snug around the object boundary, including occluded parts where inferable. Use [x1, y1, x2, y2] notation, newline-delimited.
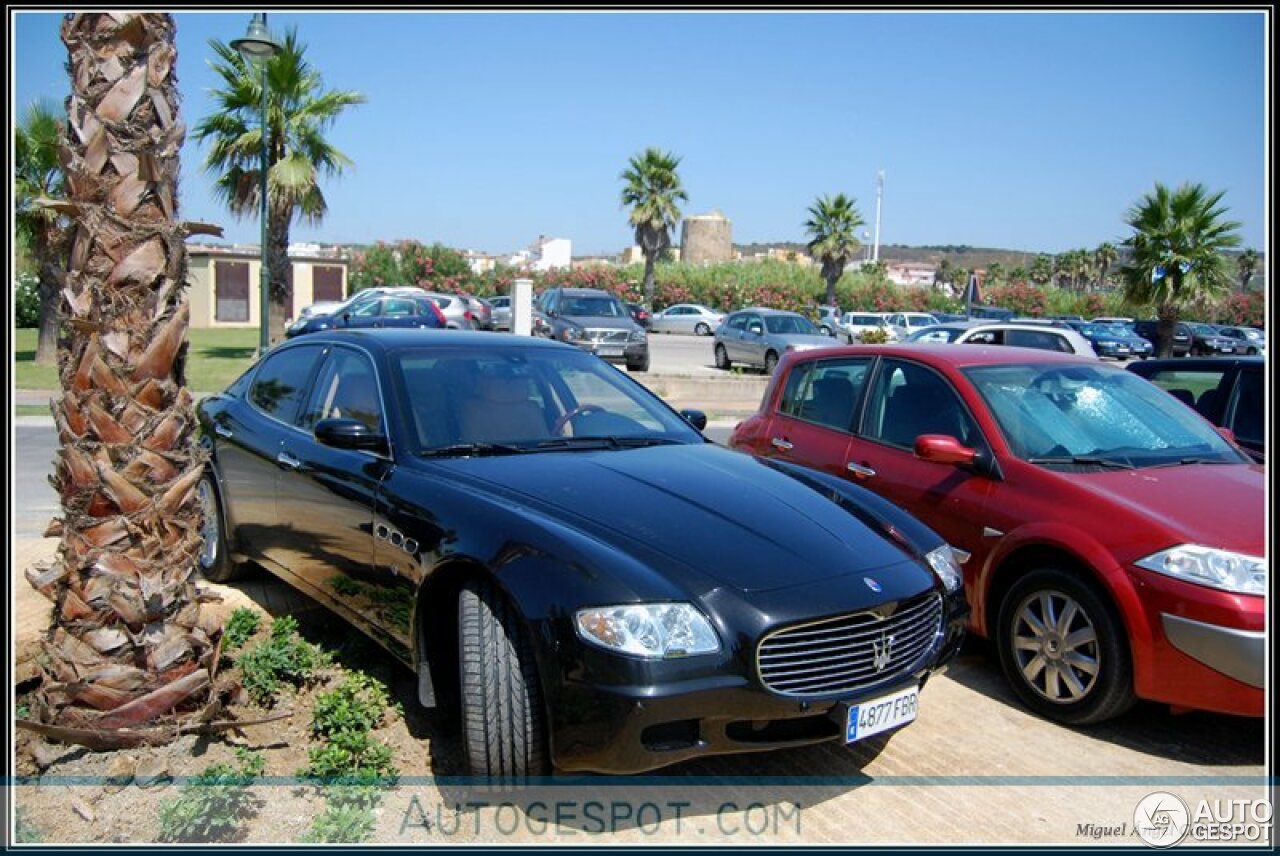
[925, 545, 964, 593]
[1134, 545, 1265, 595]
[575, 603, 721, 658]
[563, 325, 586, 342]
[628, 328, 647, 343]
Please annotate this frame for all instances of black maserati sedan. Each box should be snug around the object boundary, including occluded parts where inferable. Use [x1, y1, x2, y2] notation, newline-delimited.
[195, 330, 967, 778]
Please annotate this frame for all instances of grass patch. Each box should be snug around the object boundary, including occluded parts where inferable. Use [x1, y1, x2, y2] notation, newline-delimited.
[14, 404, 51, 418]
[157, 749, 265, 843]
[13, 327, 260, 393]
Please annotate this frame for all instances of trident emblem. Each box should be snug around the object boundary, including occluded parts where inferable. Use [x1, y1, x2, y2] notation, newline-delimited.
[872, 633, 895, 672]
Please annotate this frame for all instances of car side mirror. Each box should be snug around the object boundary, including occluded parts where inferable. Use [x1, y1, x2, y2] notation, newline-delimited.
[914, 434, 977, 466]
[316, 418, 387, 453]
[1216, 426, 1237, 444]
[679, 409, 708, 431]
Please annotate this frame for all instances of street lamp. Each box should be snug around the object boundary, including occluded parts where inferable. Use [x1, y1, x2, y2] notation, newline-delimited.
[231, 13, 282, 356]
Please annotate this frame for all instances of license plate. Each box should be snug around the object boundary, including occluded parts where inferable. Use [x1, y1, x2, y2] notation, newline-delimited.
[845, 685, 919, 743]
[595, 345, 625, 357]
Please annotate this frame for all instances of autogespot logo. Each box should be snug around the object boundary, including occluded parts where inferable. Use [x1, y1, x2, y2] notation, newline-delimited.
[1134, 792, 1190, 848]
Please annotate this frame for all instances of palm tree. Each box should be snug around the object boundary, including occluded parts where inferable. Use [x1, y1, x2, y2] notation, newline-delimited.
[1029, 254, 1054, 286]
[1120, 182, 1241, 357]
[195, 29, 365, 343]
[620, 148, 687, 308]
[20, 13, 224, 748]
[804, 193, 865, 306]
[985, 261, 1006, 287]
[1237, 248, 1258, 291]
[16, 99, 67, 365]
[1094, 242, 1118, 290]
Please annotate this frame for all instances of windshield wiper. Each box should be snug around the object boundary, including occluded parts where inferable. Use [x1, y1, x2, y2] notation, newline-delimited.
[1026, 455, 1134, 470]
[1146, 456, 1235, 469]
[418, 442, 527, 458]
[532, 436, 685, 452]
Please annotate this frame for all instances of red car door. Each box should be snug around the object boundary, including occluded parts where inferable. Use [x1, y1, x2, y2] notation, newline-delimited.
[757, 356, 874, 478]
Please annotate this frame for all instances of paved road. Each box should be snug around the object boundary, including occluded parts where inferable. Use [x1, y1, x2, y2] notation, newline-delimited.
[13, 423, 59, 539]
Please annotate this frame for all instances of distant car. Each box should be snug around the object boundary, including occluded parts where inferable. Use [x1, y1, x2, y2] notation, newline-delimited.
[905, 322, 1096, 357]
[931, 313, 970, 324]
[297, 300, 343, 320]
[649, 303, 724, 336]
[1079, 322, 1154, 359]
[713, 308, 836, 374]
[1128, 356, 1265, 462]
[1132, 320, 1192, 357]
[968, 306, 1016, 322]
[1090, 316, 1135, 327]
[730, 345, 1264, 724]
[1065, 322, 1141, 361]
[626, 302, 652, 330]
[1214, 325, 1265, 356]
[816, 305, 843, 336]
[535, 286, 649, 372]
[285, 294, 446, 338]
[421, 291, 482, 330]
[838, 312, 900, 345]
[880, 312, 940, 337]
[488, 295, 512, 331]
[468, 296, 495, 331]
[1185, 323, 1239, 356]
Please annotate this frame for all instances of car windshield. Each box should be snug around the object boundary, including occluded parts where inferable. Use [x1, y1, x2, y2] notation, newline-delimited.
[907, 326, 964, 343]
[391, 345, 703, 453]
[561, 295, 626, 317]
[1078, 324, 1110, 337]
[765, 314, 819, 335]
[964, 363, 1244, 469]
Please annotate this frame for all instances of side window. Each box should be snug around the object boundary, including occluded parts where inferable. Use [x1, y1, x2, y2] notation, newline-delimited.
[966, 330, 1002, 346]
[1006, 330, 1062, 352]
[383, 298, 416, 317]
[863, 359, 978, 449]
[778, 362, 813, 417]
[1228, 369, 1263, 447]
[351, 299, 383, 318]
[301, 348, 383, 433]
[249, 346, 325, 425]
[746, 315, 764, 334]
[792, 358, 872, 432]
[543, 291, 559, 314]
[728, 314, 748, 332]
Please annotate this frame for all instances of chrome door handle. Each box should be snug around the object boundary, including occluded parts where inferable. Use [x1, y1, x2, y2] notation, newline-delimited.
[847, 461, 877, 479]
[276, 451, 302, 470]
[214, 424, 233, 439]
[770, 437, 793, 451]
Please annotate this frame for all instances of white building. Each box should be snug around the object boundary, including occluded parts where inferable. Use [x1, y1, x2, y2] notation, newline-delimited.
[510, 235, 572, 271]
[886, 262, 938, 288]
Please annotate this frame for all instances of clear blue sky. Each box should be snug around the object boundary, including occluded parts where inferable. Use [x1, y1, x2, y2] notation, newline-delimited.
[13, 10, 1267, 257]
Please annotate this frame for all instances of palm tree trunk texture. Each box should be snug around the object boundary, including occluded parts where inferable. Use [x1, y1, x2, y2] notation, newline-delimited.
[268, 199, 293, 345]
[34, 227, 63, 365]
[1156, 300, 1179, 359]
[23, 13, 221, 745]
[643, 255, 656, 309]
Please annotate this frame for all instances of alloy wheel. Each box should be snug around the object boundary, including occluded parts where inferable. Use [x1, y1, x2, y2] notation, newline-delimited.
[1010, 589, 1100, 704]
[197, 478, 219, 570]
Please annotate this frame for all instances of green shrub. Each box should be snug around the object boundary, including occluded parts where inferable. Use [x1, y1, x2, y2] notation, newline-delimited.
[859, 328, 890, 345]
[311, 672, 392, 740]
[302, 801, 377, 843]
[327, 575, 361, 596]
[301, 729, 397, 787]
[157, 750, 265, 843]
[238, 616, 330, 707]
[15, 272, 39, 328]
[223, 608, 261, 651]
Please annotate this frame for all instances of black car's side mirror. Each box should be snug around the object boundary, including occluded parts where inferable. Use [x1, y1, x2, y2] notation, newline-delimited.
[342, 312, 351, 324]
[680, 409, 708, 431]
[316, 418, 387, 453]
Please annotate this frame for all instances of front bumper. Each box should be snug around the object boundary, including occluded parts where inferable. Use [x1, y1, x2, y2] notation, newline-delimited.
[570, 340, 648, 364]
[1161, 614, 1264, 689]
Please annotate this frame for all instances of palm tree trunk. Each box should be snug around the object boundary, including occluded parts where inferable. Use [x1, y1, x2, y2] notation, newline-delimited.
[24, 13, 220, 745]
[34, 226, 62, 365]
[267, 199, 292, 346]
[825, 273, 838, 308]
[642, 253, 656, 308]
[1156, 301, 1178, 358]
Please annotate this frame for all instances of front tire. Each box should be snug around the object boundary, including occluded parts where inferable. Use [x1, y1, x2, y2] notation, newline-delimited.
[626, 352, 650, 372]
[458, 579, 549, 780]
[764, 350, 779, 375]
[996, 568, 1134, 725]
[694, 322, 711, 337]
[196, 474, 249, 583]
[714, 343, 731, 370]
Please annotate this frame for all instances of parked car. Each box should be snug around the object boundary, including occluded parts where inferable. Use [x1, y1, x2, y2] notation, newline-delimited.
[1213, 326, 1265, 356]
[535, 286, 649, 371]
[931, 313, 970, 324]
[287, 286, 427, 337]
[1063, 322, 1141, 360]
[285, 293, 445, 338]
[468, 295, 494, 331]
[1184, 322, 1239, 356]
[196, 330, 968, 776]
[421, 291, 482, 331]
[487, 295, 512, 331]
[968, 306, 1016, 321]
[297, 300, 343, 320]
[714, 308, 836, 374]
[649, 303, 724, 336]
[1128, 356, 1265, 462]
[816, 305, 842, 336]
[904, 322, 1096, 357]
[626, 302, 652, 330]
[881, 312, 940, 337]
[1090, 316, 1135, 327]
[838, 312, 901, 345]
[1084, 322, 1154, 359]
[1132, 320, 1192, 357]
[729, 345, 1263, 724]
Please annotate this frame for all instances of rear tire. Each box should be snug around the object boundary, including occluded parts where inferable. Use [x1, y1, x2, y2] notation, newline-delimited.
[694, 322, 711, 337]
[458, 579, 549, 781]
[197, 474, 250, 583]
[715, 344, 731, 370]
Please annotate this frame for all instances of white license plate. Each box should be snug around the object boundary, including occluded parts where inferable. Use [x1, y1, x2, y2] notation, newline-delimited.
[845, 685, 919, 743]
[596, 346, 625, 356]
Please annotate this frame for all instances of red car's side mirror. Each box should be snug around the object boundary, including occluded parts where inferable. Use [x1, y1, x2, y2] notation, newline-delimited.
[915, 434, 978, 466]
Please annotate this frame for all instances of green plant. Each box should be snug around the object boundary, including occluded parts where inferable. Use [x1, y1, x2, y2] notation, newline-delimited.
[859, 328, 890, 345]
[311, 672, 392, 740]
[328, 574, 361, 596]
[157, 750, 265, 843]
[223, 607, 261, 651]
[302, 801, 376, 843]
[15, 272, 40, 328]
[237, 616, 330, 706]
[302, 728, 397, 786]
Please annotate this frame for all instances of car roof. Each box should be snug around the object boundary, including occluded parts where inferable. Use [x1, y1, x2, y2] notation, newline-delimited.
[734, 307, 804, 316]
[553, 287, 615, 297]
[788, 343, 1098, 369]
[271, 328, 573, 356]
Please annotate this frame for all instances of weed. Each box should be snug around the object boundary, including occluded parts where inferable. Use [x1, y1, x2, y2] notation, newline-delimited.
[238, 616, 330, 706]
[223, 607, 261, 651]
[156, 750, 265, 843]
[301, 801, 376, 843]
[328, 574, 361, 596]
[312, 672, 392, 739]
[302, 729, 397, 787]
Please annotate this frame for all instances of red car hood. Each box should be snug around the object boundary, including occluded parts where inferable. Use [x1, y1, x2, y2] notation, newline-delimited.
[1071, 463, 1265, 556]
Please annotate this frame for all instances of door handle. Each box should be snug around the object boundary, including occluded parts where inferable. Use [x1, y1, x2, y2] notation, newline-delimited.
[770, 437, 793, 451]
[214, 424, 233, 439]
[846, 461, 877, 479]
[276, 451, 302, 470]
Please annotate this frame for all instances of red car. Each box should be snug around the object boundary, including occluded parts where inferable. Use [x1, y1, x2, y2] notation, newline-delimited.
[730, 344, 1264, 723]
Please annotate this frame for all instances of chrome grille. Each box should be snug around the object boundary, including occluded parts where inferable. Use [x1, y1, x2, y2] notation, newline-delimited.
[585, 329, 630, 343]
[757, 593, 943, 697]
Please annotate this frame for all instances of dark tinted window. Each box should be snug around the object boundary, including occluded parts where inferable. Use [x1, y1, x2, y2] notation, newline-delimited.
[1005, 329, 1073, 353]
[249, 346, 324, 424]
[728, 314, 749, 331]
[864, 359, 978, 448]
[778, 362, 813, 417]
[301, 348, 383, 433]
[792, 358, 871, 432]
[1230, 368, 1263, 447]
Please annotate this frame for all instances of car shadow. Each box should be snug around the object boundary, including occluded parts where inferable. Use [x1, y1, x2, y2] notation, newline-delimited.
[945, 637, 1264, 767]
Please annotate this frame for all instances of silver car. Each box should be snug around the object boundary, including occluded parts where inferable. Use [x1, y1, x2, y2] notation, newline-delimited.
[713, 308, 835, 374]
[837, 311, 900, 344]
[488, 295, 512, 331]
[422, 291, 481, 330]
[650, 303, 724, 336]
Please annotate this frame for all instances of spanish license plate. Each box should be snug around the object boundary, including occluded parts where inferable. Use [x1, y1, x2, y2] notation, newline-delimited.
[596, 346, 625, 357]
[845, 686, 919, 743]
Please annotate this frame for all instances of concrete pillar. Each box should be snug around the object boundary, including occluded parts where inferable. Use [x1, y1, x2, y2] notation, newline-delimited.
[512, 278, 534, 337]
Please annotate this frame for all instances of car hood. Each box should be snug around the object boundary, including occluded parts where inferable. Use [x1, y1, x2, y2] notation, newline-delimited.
[427, 444, 925, 593]
[1067, 463, 1264, 556]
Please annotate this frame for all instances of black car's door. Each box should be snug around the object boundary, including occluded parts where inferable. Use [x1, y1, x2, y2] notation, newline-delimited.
[220, 344, 328, 562]
[276, 344, 391, 602]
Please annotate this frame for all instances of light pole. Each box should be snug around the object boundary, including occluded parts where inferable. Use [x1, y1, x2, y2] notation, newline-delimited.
[231, 13, 282, 356]
[862, 230, 872, 263]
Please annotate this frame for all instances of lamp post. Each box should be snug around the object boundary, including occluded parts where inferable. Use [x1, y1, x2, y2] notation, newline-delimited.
[231, 13, 282, 356]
